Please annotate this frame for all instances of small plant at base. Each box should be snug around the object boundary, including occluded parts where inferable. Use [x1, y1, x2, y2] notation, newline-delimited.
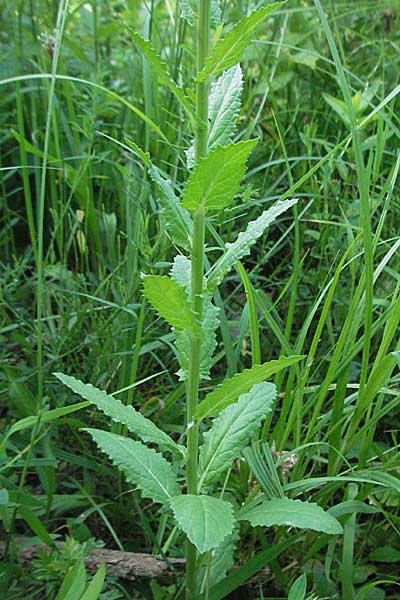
[56, 1, 343, 597]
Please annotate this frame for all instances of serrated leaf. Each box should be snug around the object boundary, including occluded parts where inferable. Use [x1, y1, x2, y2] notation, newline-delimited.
[171, 256, 220, 380]
[198, 3, 284, 81]
[130, 30, 194, 119]
[54, 373, 184, 458]
[142, 275, 200, 336]
[196, 356, 303, 419]
[182, 140, 257, 212]
[198, 382, 275, 488]
[85, 429, 180, 505]
[149, 165, 192, 249]
[170, 494, 235, 553]
[240, 497, 343, 534]
[186, 64, 244, 167]
[182, 0, 221, 28]
[207, 198, 298, 292]
[208, 64, 244, 148]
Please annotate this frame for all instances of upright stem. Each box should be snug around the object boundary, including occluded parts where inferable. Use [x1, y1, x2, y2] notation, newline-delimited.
[185, 0, 210, 597]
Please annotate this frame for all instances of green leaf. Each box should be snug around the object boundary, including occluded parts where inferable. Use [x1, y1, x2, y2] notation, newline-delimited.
[198, 382, 275, 488]
[80, 563, 106, 600]
[0, 489, 9, 505]
[201, 539, 295, 600]
[85, 429, 180, 505]
[148, 165, 192, 249]
[187, 64, 244, 167]
[18, 506, 56, 548]
[0, 401, 89, 458]
[208, 64, 244, 149]
[142, 275, 200, 336]
[55, 560, 86, 600]
[198, 530, 239, 593]
[323, 92, 351, 128]
[291, 49, 318, 69]
[196, 356, 304, 419]
[240, 497, 343, 534]
[243, 442, 285, 499]
[182, 0, 221, 28]
[170, 494, 235, 553]
[54, 373, 184, 458]
[288, 574, 307, 600]
[170, 256, 220, 380]
[368, 546, 400, 563]
[182, 140, 257, 212]
[207, 198, 298, 292]
[198, 3, 284, 81]
[130, 30, 194, 119]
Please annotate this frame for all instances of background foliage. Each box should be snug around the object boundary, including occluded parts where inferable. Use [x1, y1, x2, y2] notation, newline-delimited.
[1, 0, 399, 598]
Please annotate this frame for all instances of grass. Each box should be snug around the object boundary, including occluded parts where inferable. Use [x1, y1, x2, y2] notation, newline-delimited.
[1, 0, 400, 598]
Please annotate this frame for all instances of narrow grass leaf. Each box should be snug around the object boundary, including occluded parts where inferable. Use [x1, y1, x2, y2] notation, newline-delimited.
[0, 402, 89, 458]
[80, 563, 106, 600]
[182, 140, 257, 212]
[130, 31, 195, 119]
[142, 275, 200, 336]
[170, 494, 235, 554]
[54, 373, 184, 457]
[198, 382, 275, 488]
[18, 506, 56, 548]
[207, 198, 299, 292]
[240, 497, 343, 534]
[202, 539, 295, 600]
[55, 560, 86, 600]
[198, 3, 284, 81]
[199, 530, 240, 592]
[195, 356, 304, 419]
[85, 429, 180, 505]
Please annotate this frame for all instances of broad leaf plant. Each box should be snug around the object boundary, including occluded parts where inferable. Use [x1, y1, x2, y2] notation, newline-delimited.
[56, 1, 343, 597]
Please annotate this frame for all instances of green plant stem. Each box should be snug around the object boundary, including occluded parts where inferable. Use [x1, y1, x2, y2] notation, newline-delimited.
[185, 0, 210, 597]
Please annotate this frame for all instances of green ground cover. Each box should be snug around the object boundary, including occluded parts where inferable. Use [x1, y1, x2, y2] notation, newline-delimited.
[0, 0, 399, 598]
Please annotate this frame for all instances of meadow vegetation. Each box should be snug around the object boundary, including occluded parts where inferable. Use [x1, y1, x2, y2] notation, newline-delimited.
[0, 0, 400, 598]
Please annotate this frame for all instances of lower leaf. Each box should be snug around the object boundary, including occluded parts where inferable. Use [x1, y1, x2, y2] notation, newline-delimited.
[239, 496, 343, 535]
[170, 494, 235, 554]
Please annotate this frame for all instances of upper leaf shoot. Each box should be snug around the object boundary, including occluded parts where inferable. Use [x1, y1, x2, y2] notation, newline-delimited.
[182, 140, 257, 212]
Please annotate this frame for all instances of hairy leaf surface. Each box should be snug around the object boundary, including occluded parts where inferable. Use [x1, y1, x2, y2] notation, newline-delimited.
[171, 256, 219, 380]
[130, 31, 194, 118]
[142, 275, 200, 336]
[240, 497, 343, 534]
[170, 494, 235, 553]
[198, 3, 284, 81]
[182, 140, 257, 212]
[196, 356, 304, 419]
[186, 65, 244, 167]
[85, 429, 180, 505]
[54, 373, 184, 457]
[198, 382, 275, 488]
[181, 0, 221, 28]
[149, 165, 192, 249]
[207, 198, 298, 292]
